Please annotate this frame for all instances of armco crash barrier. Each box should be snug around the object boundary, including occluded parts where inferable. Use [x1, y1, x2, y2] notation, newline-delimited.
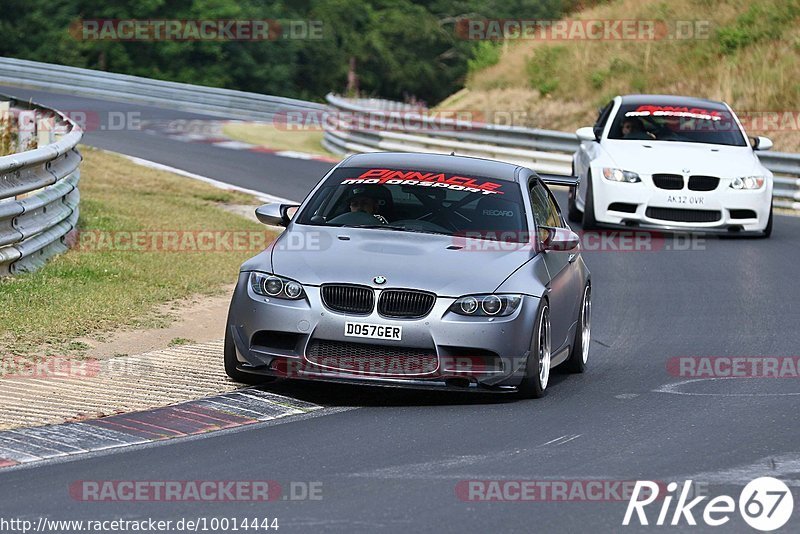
[0, 93, 82, 275]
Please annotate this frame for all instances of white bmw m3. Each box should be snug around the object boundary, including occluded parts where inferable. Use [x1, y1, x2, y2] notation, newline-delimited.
[569, 95, 774, 237]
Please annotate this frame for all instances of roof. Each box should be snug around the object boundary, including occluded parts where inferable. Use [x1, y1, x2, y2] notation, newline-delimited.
[339, 152, 522, 181]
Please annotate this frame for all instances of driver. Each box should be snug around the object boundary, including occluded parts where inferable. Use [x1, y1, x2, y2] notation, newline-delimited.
[348, 186, 389, 224]
[621, 117, 652, 140]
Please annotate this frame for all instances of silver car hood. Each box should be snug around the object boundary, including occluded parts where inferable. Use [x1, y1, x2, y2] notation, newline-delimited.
[247, 225, 537, 297]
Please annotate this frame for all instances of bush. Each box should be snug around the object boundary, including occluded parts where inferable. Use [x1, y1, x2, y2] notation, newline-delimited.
[526, 45, 567, 96]
[468, 41, 501, 75]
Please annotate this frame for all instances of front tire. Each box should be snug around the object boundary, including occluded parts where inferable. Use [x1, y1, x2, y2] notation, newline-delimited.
[758, 203, 773, 238]
[518, 301, 551, 399]
[567, 186, 582, 222]
[567, 163, 582, 223]
[581, 172, 598, 230]
[563, 283, 591, 373]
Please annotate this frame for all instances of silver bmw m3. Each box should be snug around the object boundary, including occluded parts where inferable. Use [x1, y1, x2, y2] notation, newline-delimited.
[225, 152, 591, 397]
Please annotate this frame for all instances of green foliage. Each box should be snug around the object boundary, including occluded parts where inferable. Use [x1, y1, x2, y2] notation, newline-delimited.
[467, 41, 500, 74]
[715, 0, 800, 54]
[0, 0, 579, 104]
[589, 70, 606, 89]
[526, 45, 566, 96]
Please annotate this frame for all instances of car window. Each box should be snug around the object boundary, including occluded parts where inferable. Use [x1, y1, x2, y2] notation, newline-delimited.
[607, 102, 747, 146]
[529, 181, 563, 228]
[593, 101, 613, 139]
[297, 166, 529, 241]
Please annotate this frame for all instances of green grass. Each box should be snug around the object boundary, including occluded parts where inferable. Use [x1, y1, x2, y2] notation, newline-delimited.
[0, 148, 272, 357]
[221, 122, 336, 157]
[468, 41, 502, 75]
[526, 45, 567, 96]
[168, 337, 195, 347]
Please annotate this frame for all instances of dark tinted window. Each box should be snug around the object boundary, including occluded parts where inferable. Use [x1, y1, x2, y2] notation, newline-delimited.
[297, 167, 528, 240]
[529, 181, 562, 228]
[608, 102, 747, 146]
[593, 101, 614, 139]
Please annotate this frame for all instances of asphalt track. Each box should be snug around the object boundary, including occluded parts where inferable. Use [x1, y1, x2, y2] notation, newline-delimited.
[1, 86, 799, 533]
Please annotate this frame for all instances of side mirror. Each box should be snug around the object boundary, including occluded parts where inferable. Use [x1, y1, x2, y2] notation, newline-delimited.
[539, 226, 580, 252]
[576, 126, 597, 142]
[255, 203, 300, 226]
[752, 136, 773, 151]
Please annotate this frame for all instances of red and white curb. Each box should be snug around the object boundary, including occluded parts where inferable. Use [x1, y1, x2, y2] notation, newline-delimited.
[0, 389, 321, 469]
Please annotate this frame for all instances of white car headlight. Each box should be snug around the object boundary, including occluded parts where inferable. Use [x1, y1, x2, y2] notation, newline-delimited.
[602, 167, 641, 183]
[730, 176, 765, 190]
[249, 272, 306, 300]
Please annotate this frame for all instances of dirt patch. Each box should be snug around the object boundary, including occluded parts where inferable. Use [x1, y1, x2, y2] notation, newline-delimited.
[75, 285, 235, 360]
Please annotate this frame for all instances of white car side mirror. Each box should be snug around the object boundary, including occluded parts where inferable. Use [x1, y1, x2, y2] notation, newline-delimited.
[753, 136, 773, 151]
[576, 127, 596, 142]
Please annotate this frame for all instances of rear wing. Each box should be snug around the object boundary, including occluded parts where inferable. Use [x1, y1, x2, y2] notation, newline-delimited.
[538, 173, 580, 188]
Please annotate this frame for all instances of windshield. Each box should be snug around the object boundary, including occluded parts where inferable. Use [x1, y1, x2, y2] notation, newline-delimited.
[607, 102, 747, 146]
[296, 166, 528, 241]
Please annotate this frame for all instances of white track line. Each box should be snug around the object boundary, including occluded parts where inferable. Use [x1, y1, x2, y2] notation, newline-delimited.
[113, 152, 299, 204]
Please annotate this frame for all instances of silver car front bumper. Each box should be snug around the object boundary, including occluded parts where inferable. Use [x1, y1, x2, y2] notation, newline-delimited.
[227, 272, 541, 391]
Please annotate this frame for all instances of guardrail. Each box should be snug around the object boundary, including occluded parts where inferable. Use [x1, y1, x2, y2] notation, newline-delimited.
[0, 57, 324, 121]
[324, 94, 800, 211]
[0, 93, 82, 276]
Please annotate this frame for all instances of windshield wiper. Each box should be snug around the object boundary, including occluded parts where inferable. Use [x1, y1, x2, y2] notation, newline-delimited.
[342, 224, 451, 236]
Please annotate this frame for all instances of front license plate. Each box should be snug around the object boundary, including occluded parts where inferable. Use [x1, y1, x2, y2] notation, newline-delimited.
[344, 322, 402, 341]
[666, 194, 705, 206]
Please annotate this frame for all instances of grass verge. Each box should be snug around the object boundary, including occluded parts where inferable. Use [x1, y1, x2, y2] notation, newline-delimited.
[222, 121, 337, 158]
[0, 147, 274, 357]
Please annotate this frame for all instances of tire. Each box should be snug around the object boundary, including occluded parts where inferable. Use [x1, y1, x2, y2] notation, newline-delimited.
[518, 301, 551, 399]
[224, 327, 276, 385]
[567, 164, 582, 223]
[581, 172, 598, 230]
[563, 283, 591, 373]
[758, 203, 773, 238]
[567, 186, 582, 223]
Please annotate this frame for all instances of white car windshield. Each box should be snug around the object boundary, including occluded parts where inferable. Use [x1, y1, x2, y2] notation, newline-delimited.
[607, 102, 747, 147]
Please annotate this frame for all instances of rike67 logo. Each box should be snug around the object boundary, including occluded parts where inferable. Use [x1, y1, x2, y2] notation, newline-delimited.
[623, 478, 794, 531]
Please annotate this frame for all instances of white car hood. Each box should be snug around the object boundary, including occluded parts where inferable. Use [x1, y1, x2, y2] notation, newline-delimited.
[601, 140, 762, 178]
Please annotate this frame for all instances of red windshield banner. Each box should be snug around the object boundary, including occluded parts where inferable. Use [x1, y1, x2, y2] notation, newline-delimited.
[341, 169, 505, 195]
[627, 105, 723, 121]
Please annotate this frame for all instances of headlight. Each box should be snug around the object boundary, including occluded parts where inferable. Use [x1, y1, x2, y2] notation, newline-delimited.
[602, 167, 641, 183]
[249, 272, 306, 300]
[730, 176, 765, 190]
[449, 294, 522, 317]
